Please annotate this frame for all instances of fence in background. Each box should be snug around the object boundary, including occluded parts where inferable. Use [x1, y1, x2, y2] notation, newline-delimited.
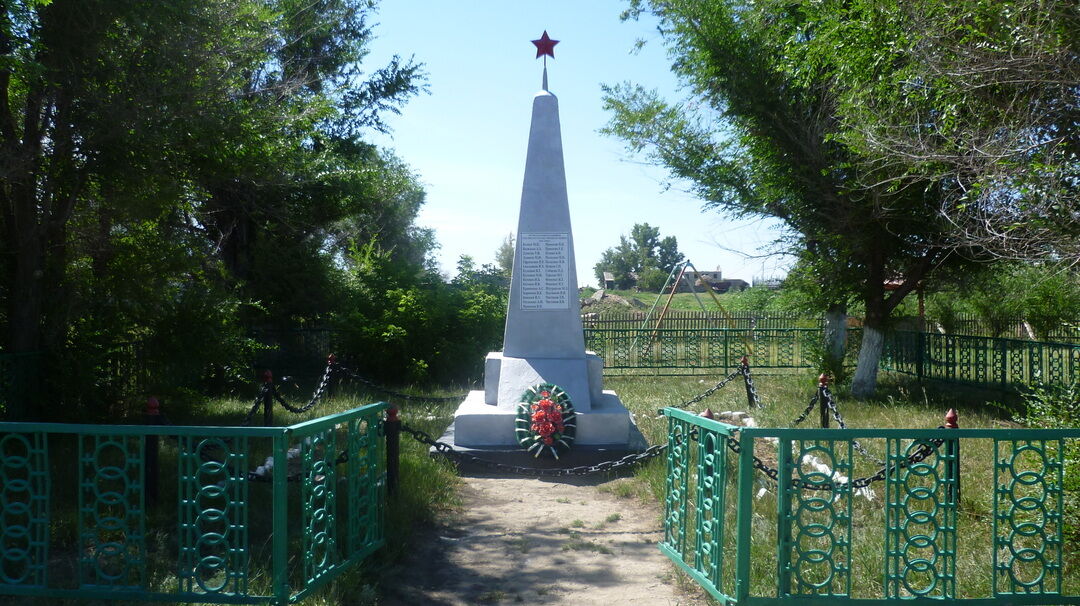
[584, 327, 858, 376]
[0, 403, 386, 605]
[582, 311, 822, 330]
[660, 407, 1080, 604]
[882, 331, 1080, 389]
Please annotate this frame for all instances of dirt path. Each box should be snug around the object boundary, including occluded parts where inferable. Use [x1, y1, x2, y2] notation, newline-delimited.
[380, 473, 709, 606]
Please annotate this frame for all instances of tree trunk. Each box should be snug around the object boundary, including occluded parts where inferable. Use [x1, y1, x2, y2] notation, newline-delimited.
[851, 322, 884, 399]
[824, 303, 846, 373]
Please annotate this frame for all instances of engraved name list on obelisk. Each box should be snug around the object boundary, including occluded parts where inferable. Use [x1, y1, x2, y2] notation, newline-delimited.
[518, 233, 569, 311]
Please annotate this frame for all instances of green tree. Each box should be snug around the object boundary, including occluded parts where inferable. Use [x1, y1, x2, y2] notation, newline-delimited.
[495, 232, 515, 278]
[605, 0, 979, 397]
[800, 0, 1079, 264]
[0, 1, 430, 418]
[593, 222, 682, 290]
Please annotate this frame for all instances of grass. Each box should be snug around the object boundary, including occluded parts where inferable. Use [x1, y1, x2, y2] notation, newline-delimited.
[9, 365, 1077, 604]
[607, 369, 1079, 602]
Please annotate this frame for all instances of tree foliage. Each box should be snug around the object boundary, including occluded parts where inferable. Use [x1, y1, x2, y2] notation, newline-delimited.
[603, 0, 1046, 396]
[593, 222, 682, 290]
[0, 1, 437, 419]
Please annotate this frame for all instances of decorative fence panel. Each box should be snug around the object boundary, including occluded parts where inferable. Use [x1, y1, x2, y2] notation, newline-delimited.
[582, 311, 822, 331]
[659, 408, 1080, 605]
[585, 328, 861, 375]
[882, 331, 1080, 389]
[0, 403, 387, 605]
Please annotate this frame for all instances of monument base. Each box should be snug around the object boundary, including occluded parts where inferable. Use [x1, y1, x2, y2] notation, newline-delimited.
[452, 389, 635, 447]
[431, 420, 649, 473]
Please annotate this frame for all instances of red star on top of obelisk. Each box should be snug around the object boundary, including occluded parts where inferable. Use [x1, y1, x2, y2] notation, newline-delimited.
[532, 30, 558, 59]
[532, 31, 558, 90]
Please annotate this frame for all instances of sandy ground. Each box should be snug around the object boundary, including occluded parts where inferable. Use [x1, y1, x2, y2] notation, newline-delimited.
[379, 473, 709, 606]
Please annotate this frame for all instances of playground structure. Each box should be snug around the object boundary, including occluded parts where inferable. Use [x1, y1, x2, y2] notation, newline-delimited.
[630, 260, 758, 360]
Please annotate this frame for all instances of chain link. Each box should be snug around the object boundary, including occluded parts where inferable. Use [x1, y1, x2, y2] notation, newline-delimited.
[741, 363, 765, 409]
[399, 422, 668, 476]
[719, 423, 944, 490]
[819, 386, 887, 466]
[790, 396, 818, 426]
[671, 368, 744, 411]
[271, 359, 336, 414]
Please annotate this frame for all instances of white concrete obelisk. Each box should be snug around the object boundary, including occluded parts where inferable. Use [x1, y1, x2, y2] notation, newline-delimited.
[451, 33, 633, 449]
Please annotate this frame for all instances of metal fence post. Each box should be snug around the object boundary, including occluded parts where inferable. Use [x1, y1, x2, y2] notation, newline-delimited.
[385, 406, 401, 497]
[262, 370, 274, 427]
[741, 356, 755, 409]
[944, 408, 960, 506]
[818, 373, 830, 429]
[144, 397, 161, 508]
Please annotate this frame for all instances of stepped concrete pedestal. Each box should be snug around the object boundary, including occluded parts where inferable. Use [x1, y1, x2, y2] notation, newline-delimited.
[446, 67, 638, 457]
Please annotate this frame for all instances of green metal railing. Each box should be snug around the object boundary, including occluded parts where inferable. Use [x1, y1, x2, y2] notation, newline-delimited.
[0, 402, 387, 604]
[882, 331, 1080, 389]
[659, 407, 1080, 604]
[584, 328, 862, 375]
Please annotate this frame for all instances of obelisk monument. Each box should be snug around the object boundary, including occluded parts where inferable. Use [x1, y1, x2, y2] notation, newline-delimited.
[450, 32, 634, 450]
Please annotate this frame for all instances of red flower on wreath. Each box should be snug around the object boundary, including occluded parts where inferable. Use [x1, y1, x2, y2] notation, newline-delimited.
[529, 396, 565, 443]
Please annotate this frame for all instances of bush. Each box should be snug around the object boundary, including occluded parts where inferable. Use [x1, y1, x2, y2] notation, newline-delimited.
[1018, 381, 1080, 541]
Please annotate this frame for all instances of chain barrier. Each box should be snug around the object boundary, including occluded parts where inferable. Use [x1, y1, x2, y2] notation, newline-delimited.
[670, 367, 743, 411]
[271, 359, 335, 414]
[716, 423, 943, 491]
[790, 396, 818, 426]
[399, 422, 668, 477]
[241, 384, 267, 427]
[741, 362, 766, 409]
[819, 385, 887, 466]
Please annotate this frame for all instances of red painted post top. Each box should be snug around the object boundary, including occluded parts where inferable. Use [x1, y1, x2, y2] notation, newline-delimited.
[387, 406, 400, 423]
[146, 397, 160, 416]
[327, 353, 336, 365]
[818, 373, 830, 388]
[944, 408, 959, 429]
[700, 408, 715, 419]
[262, 370, 273, 383]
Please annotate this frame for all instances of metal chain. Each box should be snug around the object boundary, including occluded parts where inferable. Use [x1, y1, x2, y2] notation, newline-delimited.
[791, 396, 818, 426]
[741, 363, 766, 409]
[399, 421, 668, 476]
[720, 425, 944, 490]
[671, 368, 743, 410]
[271, 359, 335, 414]
[335, 364, 469, 403]
[819, 386, 887, 466]
[241, 385, 266, 427]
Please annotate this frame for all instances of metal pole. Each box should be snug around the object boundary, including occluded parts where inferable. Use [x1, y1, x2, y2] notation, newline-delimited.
[143, 396, 161, 508]
[385, 406, 401, 497]
[944, 408, 960, 506]
[741, 357, 755, 409]
[818, 373, 830, 429]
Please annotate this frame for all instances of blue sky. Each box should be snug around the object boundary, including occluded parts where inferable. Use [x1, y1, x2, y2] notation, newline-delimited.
[364, 1, 791, 287]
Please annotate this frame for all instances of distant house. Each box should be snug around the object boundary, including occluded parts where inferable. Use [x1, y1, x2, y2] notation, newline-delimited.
[710, 278, 749, 293]
[689, 268, 748, 293]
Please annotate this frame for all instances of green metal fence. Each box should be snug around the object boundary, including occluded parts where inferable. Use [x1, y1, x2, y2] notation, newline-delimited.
[660, 407, 1080, 604]
[0, 402, 387, 604]
[584, 328, 861, 375]
[882, 331, 1080, 389]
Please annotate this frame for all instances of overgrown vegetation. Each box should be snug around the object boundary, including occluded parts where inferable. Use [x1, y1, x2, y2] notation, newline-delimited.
[1017, 381, 1080, 542]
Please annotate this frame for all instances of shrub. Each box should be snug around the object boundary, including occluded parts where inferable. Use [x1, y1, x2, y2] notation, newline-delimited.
[1018, 381, 1080, 541]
